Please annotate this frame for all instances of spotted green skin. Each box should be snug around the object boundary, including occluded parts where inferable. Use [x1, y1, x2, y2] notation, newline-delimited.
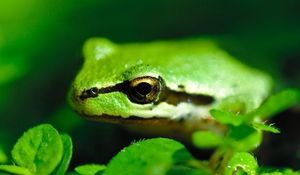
[69, 38, 272, 121]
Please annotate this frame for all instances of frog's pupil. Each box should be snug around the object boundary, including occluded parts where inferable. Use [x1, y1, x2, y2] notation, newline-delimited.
[135, 82, 152, 95]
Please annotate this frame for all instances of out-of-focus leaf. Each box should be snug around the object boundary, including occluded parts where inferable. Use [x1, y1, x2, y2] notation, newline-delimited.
[67, 172, 81, 175]
[0, 147, 7, 164]
[280, 169, 300, 175]
[0, 58, 29, 85]
[259, 167, 300, 175]
[49, 106, 83, 132]
[11, 124, 63, 174]
[225, 124, 262, 151]
[210, 109, 243, 126]
[255, 89, 300, 119]
[260, 173, 282, 175]
[192, 131, 223, 149]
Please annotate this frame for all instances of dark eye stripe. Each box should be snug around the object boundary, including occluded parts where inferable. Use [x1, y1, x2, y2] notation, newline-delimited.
[158, 89, 215, 106]
[79, 82, 126, 100]
[79, 78, 214, 106]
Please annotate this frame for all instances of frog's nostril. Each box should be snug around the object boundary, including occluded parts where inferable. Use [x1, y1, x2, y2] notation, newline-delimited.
[80, 87, 99, 100]
[88, 88, 99, 96]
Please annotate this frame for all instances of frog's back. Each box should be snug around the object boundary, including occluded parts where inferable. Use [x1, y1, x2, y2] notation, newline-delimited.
[116, 38, 272, 111]
[78, 38, 272, 115]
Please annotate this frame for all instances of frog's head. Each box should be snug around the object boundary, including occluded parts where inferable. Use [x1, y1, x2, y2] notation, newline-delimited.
[69, 38, 216, 125]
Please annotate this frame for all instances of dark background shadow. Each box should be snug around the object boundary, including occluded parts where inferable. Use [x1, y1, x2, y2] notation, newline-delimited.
[0, 0, 299, 169]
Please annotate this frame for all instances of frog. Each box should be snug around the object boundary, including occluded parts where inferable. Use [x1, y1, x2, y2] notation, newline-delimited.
[68, 37, 273, 137]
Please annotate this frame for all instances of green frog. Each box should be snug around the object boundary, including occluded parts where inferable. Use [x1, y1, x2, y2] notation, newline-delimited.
[69, 38, 272, 136]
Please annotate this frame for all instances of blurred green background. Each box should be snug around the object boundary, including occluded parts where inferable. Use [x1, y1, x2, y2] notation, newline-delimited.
[0, 0, 300, 170]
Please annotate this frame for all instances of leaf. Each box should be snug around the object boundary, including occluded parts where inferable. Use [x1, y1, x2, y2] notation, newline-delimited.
[0, 58, 28, 85]
[0, 165, 33, 175]
[259, 167, 300, 175]
[260, 173, 283, 175]
[11, 124, 63, 174]
[192, 131, 223, 149]
[255, 89, 300, 119]
[0, 147, 7, 164]
[257, 166, 282, 174]
[66, 172, 81, 175]
[225, 124, 263, 151]
[75, 164, 106, 175]
[167, 164, 211, 175]
[102, 138, 198, 175]
[252, 122, 280, 134]
[210, 109, 243, 126]
[280, 169, 300, 175]
[55, 134, 73, 175]
[225, 152, 258, 175]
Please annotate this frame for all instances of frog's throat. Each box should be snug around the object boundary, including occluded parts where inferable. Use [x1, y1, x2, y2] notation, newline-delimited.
[79, 80, 215, 106]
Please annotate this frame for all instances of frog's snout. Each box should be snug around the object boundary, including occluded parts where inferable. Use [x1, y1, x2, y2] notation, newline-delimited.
[69, 86, 101, 106]
[68, 88, 81, 105]
[79, 87, 99, 100]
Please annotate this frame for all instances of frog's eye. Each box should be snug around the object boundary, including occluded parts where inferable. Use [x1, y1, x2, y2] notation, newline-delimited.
[128, 76, 161, 104]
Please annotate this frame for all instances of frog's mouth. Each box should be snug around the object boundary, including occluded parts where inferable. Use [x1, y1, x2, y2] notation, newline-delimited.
[82, 114, 179, 126]
[81, 113, 226, 137]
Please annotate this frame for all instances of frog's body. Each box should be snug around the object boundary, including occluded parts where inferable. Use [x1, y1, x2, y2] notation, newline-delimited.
[69, 38, 272, 135]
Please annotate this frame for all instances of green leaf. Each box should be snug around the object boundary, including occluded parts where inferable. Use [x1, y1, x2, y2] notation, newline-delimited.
[260, 173, 283, 175]
[281, 169, 300, 175]
[257, 166, 282, 174]
[192, 131, 223, 149]
[252, 122, 280, 133]
[11, 124, 63, 174]
[66, 171, 81, 175]
[255, 89, 300, 119]
[259, 167, 300, 175]
[55, 134, 73, 175]
[75, 164, 106, 175]
[225, 124, 262, 151]
[167, 164, 211, 175]
[210, 109, 243, 126]
[0, 58, 28, 85]
[103, 138, 198, 175]
[0, 165, 33, 175]
[0, 147, 8, 164]
[67, 172, 81, 175]
[225, 152, 258, 175]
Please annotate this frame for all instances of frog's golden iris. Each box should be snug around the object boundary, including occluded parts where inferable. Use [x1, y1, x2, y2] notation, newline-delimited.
[128, 76, 162, 104]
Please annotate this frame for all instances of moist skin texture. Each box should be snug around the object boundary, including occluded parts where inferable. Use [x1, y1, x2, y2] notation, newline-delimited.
[69, 37, 273, 137]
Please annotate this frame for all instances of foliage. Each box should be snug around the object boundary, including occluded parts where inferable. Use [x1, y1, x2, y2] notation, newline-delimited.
[0, 124, 72, 175]
[1, 1, 300, 174]
[0, 89, 299, 175]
